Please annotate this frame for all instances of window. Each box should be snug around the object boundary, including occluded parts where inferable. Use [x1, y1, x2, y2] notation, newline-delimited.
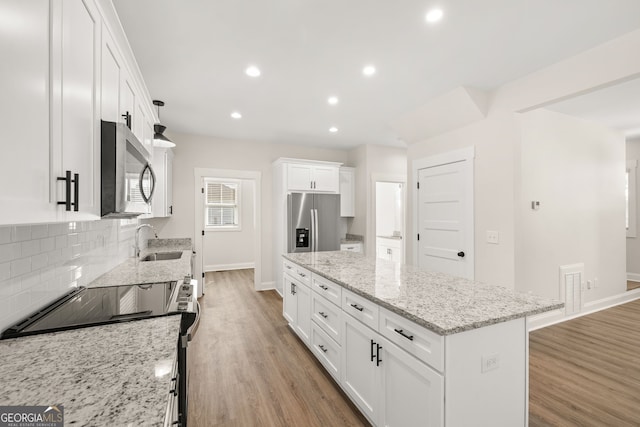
[205, 179, 240, 230]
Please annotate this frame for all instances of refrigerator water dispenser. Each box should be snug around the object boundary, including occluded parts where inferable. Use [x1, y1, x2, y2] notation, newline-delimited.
[296, 228, 309, 248]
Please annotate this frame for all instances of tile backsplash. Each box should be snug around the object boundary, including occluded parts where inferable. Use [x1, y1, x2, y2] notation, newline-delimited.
[0, 219, 140, 331]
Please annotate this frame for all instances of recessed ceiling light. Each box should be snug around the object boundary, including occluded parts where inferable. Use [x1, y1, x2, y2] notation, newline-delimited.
[245, 65, 261, 77]
[329, 127, 338, 133]
[362, 65, 376, 76]
[425, 9, 443, 23]
[328, 96, 339, 105]
[231, 111, 242, 119]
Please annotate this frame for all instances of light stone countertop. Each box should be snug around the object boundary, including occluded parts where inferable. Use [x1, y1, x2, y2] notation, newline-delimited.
[0, 315, 181, 426]
[283, 251, 563, 335]
[89, 238, 193, 288]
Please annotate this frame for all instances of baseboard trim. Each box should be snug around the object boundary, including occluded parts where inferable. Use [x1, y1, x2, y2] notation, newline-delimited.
[205, 262, 255, 272]
[257, 280, 275, 292]
[528, 289, 640, 331]
[626, 272, 640, 282]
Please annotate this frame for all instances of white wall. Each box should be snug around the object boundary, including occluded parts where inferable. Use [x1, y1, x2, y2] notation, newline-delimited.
[151, 131, 348, 287]
[348, 145, 407, 255]
[626, 137, 640, 279]
[407, 112, 519, 288]
[376, 182, 402, 236]
[203, 179, 255, 271]
[517, 109, 626, 303]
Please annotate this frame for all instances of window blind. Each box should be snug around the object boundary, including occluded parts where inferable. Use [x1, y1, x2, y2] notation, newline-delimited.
[205, 181, 239, 227]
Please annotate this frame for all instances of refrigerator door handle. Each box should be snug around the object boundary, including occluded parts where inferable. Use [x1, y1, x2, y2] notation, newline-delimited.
[310, 208, 316, 252]
[314, 208, 319, 251]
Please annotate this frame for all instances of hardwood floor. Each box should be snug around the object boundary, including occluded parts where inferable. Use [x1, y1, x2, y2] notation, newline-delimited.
[627, 280, 640, 291]
[529, 299, 640, 426]
[188, 269, 370, 427]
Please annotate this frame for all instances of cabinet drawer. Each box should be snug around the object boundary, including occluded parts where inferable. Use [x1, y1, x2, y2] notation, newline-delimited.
[311, 322, 341, 381]
[311, 292, 342, 343]
[283, 260, 311, 286]
[379, 307, 444, 372]
[340, 243, 362, 252]
[311, 274, 342, 306]
[342, 288, 378, 331]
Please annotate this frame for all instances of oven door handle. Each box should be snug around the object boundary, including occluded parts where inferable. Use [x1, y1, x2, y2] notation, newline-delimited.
[187, 300, 201, 343]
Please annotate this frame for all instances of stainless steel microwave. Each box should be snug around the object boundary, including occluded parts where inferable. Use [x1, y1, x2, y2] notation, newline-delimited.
[101, 121, 155, 218]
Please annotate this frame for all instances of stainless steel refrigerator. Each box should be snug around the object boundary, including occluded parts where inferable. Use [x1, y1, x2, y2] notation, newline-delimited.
[287, 193, 341, 252]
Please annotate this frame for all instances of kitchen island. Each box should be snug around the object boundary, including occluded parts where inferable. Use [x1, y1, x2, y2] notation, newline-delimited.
[282, 251, 562, 427]
[0, 315, 181, 426]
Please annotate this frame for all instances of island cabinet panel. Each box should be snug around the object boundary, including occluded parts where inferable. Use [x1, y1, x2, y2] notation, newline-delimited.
[311, 322, 341, 381]
[445, 318, 526, 427]
[282, 271, 312, 345]
[342, 312, 379, 423]
[379, 335, 444, 427]
[311, 274, 342, 307]
[342, 288, 379, 331]
[282, 274, 298, 325]
[311, 292, 342, 343]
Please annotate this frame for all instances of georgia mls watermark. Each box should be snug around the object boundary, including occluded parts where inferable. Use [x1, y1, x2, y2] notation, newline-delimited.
[0, 405, 63, 427]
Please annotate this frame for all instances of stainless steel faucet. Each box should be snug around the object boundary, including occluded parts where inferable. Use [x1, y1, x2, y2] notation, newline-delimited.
[135, 224, 158, 258]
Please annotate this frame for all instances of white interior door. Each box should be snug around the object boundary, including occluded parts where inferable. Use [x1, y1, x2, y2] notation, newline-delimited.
[417, 159, 473, 279]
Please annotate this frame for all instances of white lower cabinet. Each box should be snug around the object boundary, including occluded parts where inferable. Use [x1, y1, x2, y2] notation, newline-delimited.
[311, 322, 341, 381]
[342, 312, 444, 427]
[283, 272, 311, 345]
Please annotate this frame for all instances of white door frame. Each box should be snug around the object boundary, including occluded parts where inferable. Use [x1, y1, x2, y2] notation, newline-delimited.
[412, 146, 475, 279]
[371, 173, 407, 262]
[194, 168, 262, 291]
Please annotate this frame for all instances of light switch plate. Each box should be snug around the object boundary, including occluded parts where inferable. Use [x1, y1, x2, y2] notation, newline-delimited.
[486, 230, 500, 244]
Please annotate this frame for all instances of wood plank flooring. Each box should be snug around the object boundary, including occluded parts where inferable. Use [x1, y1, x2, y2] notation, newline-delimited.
[627, 280, 640, 291]
[529, 299, 640, 426]
[188, 269, 370, 427]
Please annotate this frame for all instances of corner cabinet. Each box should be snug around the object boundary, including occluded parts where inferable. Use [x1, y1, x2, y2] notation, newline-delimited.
[0, 0, 158, 225]
[152, 147, 174, 217]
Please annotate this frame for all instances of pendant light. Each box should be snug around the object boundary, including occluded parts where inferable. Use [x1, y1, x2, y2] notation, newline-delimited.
[153, 100, 176, 148]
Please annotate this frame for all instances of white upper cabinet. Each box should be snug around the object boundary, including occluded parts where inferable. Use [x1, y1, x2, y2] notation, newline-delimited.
[50, 0, 101, 219]
[339, 167, 355, 217]
[100, 25, 121, 123]
[285, 161, 341, 193]
[0, 0, 60, 224]
[152, 147, 174, 218]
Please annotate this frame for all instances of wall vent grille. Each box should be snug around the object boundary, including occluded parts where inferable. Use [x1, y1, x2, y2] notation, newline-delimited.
[560, 263, 584, 315]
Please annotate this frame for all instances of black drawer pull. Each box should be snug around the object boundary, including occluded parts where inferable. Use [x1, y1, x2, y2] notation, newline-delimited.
[394, 328, 414, 341]
[376, 344, 382, 366]
[350, 303, 364, 312]
[318, 344, 328, 353]
[291, 283, 296, 295]
[319, 284, 329, 290]
[370, 339, 376, 362]
[318, 311, 328, 319]
[298, 272, 306, 277]
[170, 388, 177, 396]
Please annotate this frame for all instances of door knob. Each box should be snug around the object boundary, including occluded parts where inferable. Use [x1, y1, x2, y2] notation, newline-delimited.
[457, 251, 465, 258]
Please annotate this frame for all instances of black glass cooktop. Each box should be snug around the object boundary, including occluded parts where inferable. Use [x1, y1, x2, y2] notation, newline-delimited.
[1, 282, 177, 339]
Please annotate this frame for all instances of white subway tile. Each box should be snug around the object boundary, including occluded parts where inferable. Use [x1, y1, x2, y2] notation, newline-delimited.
[47, 249, 61, 265]
[0, 243, 20, 263]
[31, 224, 48, 239]
[21, 240, 40, 257]
[10, 258, 31, 277]
[31, 253, 48, 271]
[12, 225, 32, 242]
[40, 237, 55, 253]
[48, 223, 64, 237]
[67, 233, 78, 245]
[55, 235, 67, 249]
[20, 272, 40, 290]
[0, 227, 11, 244]
[0, 278, 21, 297]
[71, 244, 82, 259]
[0, 262, 10, 281]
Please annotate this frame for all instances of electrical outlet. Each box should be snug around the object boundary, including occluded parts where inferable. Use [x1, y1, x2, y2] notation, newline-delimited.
[586, 280, 592, 290]
[486, 230, 500, 245]
[481, 354, 500, 373]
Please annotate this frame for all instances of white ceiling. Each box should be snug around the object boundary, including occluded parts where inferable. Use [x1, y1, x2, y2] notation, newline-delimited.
[113, 0, 640, 149]
[545, 78, 640, 139]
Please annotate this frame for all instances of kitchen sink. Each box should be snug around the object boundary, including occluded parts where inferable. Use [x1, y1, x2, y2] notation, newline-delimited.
[141, 251, 183, 261]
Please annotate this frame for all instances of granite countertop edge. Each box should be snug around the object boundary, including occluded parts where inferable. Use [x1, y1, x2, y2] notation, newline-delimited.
[283, 253, 564, 336]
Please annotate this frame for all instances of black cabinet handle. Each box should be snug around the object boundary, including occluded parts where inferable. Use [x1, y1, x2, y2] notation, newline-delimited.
[319, 284, 329, 291]
[298, 272, 306, 278]
[350, 303, 364, 312]
[73, 173, 79, 212]
[394, 328, 414, 341]
[318, 344, 328, 353]
[169, 388, 177, 396]
[318, 311, 328, 319]
[376, 344, 382, 366]
[457, 251, 465, 258]
[169, 205, 173, 215]
[291, 283, 296, 295]
[122, 111, 131, 129]
[57, 170, 78, 211]
[370, 339, 376, 362]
